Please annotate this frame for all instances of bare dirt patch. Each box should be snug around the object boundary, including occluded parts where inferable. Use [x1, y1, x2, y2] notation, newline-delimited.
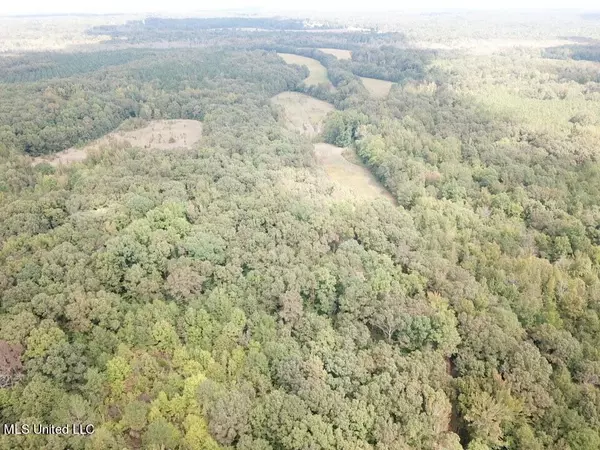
[271, 92, 335, 137]
[314, 143, 394, 203]
[0, 340, 23, 388]
[278, 53, 332, 87]
[32, 119, 203, 166]
[319, 48, 352, 60]
[360, 77, 394, 99]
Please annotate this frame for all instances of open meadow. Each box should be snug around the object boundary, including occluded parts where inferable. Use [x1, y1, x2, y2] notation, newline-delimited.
[33, 119, 203, 166]
[277, 52, 332, 87]
[271, 91, 335, 136]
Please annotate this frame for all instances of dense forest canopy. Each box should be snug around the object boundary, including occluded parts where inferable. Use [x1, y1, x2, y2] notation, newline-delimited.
[544, 44, 600, 63]
[0, 49, 304, 156]
[1, 12, 600, 450]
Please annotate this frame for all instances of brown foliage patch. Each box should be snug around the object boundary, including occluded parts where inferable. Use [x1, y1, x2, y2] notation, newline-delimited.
[0, 340, 24, 388]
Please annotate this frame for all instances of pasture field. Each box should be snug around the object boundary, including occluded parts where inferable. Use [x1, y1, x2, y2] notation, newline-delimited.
[360, 76, 394, 99]
[33, 119, 203, 166]
[278, 52, 332, 87]
[271, 90, 392, 202]
[314, 143, 395, 202]
[271, 92, 335, 136]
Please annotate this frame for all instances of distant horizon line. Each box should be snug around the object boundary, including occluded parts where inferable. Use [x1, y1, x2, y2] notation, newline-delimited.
[2, 8, 600, 19]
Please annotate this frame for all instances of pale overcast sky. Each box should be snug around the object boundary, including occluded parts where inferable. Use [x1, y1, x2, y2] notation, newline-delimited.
[1, 0, 598, 16]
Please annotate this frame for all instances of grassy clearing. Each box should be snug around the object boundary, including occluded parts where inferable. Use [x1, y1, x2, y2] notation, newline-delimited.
[33, 119, 203, 166]
[32, 147, 88, 167]
[314, 143, 395, 203]
[270, 92, 393, 203]
[318, 48, 352, 60]
[360, 77, 394, 99]
[271, 92, 335, 137]
[111, 119, 203, 150]
[271, 89, 392, 203]
[278, 53, 331, 87]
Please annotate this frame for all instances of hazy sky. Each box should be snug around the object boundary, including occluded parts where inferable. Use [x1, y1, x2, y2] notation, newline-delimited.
[1, 0, 598, 15]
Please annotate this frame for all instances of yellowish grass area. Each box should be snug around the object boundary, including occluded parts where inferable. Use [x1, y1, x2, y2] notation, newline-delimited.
[271, 90, 392, 203]
[360, 77, 394, 99]
[33, 147, 88, 167]
[319, 48, 352, 60]
[278, 53, 332, 87]
[271, 92, 335, 137]
[314, 143, 395, 203]
[33, 119, 203, 166]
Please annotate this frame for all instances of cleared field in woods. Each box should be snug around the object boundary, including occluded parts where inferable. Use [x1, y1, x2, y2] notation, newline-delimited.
[360, 77, 394, 99]
[33, 119, 203, 166]
[278, 52, 332, 87]
[314, 143, 395, 202]
[271, 92, 335, 137]
[271, 86, 392, 202]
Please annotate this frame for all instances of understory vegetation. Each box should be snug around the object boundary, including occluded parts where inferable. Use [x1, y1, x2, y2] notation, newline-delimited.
[1, 13, 600, 450]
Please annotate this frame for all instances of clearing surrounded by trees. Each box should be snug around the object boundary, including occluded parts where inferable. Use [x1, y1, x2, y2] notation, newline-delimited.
[271, 92, 335, 136]
[360, 76, 394, 98]
[314, 143, 394, 202]
[271, 90, 392, 202]
[277, 52, 332, 86]
[32, 119, 203, 166]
